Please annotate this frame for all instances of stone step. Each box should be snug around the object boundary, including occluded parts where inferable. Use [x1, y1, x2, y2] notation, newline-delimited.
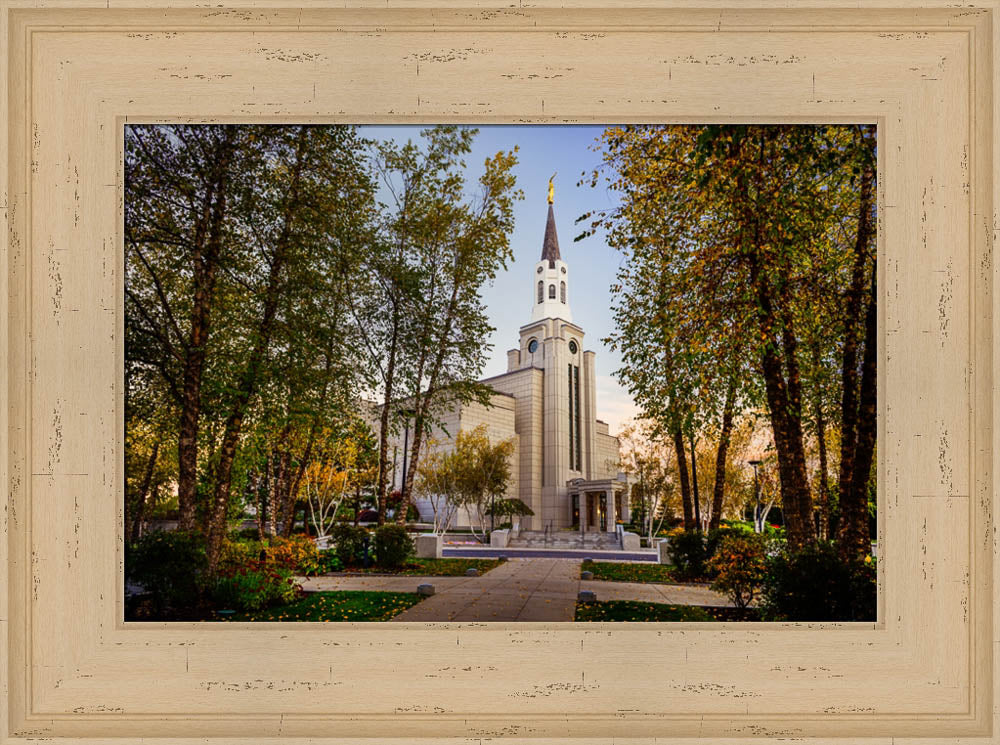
[508, 531, 621, 549]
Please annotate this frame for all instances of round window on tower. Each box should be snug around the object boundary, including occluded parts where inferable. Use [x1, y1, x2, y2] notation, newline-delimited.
[561, 266, 567, 274]
[528, 339, 539, 354]
[568, 340, 578, 354]
[537, 266, 543, 274]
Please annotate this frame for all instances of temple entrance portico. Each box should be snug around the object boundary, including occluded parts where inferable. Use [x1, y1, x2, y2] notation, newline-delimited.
[567, 477, 629, 533]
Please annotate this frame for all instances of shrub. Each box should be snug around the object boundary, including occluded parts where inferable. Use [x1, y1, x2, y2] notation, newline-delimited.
[211, 565, 301, 612]
[217, 534, 322, 575]
[373, 524, 414, 568]
[267, 534, 321, 575]
[329, 524, 369, 566]
[707, 533, 768, 609]
[218, 538, 263, 570]
[126, 530, 207, 611]
[318, 550, 343, 573]
[705, 525, 753, 564]
[760, 541, 876, 621]
[668, 529, 708, 580]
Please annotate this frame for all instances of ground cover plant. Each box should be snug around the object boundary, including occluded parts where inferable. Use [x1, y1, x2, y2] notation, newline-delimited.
[581, 561, 675, 584]
[221, 591, 423, 622]
[575, 600, 760, 622]
[575, 600, 715, 622]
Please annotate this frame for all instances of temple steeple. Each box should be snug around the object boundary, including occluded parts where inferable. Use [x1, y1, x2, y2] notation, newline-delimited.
[530, 184, 571, 323]
[541, 204, 561, 268]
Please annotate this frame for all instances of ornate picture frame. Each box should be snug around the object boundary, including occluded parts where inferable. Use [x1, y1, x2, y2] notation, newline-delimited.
[1, 2, 996, 742]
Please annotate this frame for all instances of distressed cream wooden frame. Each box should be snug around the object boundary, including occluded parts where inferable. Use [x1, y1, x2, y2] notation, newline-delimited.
[1, 2, 997, 743]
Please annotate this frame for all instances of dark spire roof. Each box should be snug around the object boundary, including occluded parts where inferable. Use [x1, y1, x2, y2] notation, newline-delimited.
[541, 204, 561, 268]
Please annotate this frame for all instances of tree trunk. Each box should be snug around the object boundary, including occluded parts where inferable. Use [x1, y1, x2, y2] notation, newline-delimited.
[837, 147, 876, 559]
[205, 128, 307, 571]
[778, 300, 815, 544]
[176, 135, 234, 531]
[130, 440, 160, 542]
[673, 427, 694, 529]
[263, 457, 277, 538]
[375, 303, 401, 527]
[284, 321, 338, 535]
[274, 447, 293, 536]
[690, 435, 701, 531]
[398, 266, 466, 523]
[840, 261, 877, 560]
[748, 252, 815, 549]
[816, 399, 830, 541]
[737, 131, 814, 550]
[709, 379, 736, 531]
[253, 471, 266, 541]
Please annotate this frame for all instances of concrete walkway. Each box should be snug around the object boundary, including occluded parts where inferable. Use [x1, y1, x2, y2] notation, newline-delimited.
[299, 558, 733, 621]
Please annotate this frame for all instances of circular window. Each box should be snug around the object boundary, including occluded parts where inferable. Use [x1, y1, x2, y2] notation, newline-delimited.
[536, 266, 543, 274]
[528, 339, 539, 354]
[561, 266, 567, 274]
[568, 340, 578, 354]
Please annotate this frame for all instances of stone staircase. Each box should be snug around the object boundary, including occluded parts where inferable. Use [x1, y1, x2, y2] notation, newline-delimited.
[507, 529, 620, 550]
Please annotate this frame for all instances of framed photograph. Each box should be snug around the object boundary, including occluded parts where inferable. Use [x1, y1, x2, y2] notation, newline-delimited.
[1, 1, 997, 743]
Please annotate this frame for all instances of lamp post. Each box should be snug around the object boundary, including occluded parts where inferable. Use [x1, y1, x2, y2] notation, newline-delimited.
[748, 459, 762, 533]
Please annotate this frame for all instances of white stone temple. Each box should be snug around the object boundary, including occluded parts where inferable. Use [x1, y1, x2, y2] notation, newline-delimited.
[393, 190, 629, 533]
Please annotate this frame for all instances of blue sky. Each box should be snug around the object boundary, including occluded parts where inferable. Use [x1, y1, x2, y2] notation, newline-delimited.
[361, 125, 639, 435]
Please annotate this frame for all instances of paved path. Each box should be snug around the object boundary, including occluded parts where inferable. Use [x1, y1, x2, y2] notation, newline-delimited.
[443, 547, 658, 562]
[299, 558, 732, 621]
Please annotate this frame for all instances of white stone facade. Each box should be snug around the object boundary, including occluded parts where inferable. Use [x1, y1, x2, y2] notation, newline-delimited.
[388, 199, 628, 532]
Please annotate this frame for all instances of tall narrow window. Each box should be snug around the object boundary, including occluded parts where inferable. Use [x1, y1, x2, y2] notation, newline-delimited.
[568, 364, 582, 471]
[560, 281, 566, 303]
[568, 364, 574, 466]
[574, 365, 582, 471]
[537, 280, 543, 303]
[549, 284, 556, 299]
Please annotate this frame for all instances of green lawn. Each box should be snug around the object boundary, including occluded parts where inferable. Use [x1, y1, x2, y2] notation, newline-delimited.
[582, 561, 675, 584]
[575, 600, 715, 622]
[336, 557, 502, 577]
[222, 591, 422, 622]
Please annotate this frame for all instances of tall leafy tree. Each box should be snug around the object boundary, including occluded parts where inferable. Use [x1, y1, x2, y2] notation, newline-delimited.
[126, 124, 376, 568]
[582, 125, 876, 550]
[203, 125, 375, 568]
[125, 125, 253, 530]
[348, 126, 521, 525]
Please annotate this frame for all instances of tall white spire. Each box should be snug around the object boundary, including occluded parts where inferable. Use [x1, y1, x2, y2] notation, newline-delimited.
[531, 197, 572, 323]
